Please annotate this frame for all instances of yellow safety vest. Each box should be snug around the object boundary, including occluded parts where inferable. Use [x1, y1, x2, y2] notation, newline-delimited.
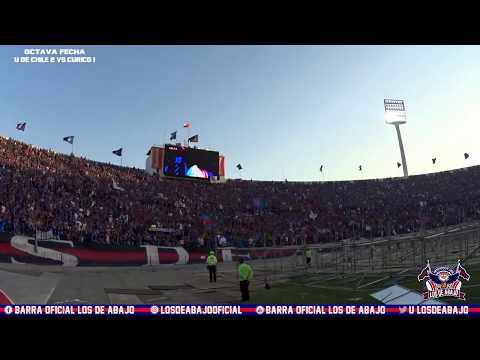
[239, 263, 253, 281]
[207, 255, 218, 266]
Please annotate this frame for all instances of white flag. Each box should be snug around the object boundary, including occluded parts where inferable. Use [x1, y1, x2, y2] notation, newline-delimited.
[112, 179, 125, 191]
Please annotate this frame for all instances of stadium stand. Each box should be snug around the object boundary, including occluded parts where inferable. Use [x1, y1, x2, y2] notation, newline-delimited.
[2, 135, 480, 251]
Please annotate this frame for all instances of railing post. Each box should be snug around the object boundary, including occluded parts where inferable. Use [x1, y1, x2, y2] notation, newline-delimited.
[34, 227, 38, 253]
[466, 233, 469, 258]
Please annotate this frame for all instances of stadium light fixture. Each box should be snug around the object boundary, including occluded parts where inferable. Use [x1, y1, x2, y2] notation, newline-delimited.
[384, 99, 406, 125]
[384, 99, 408, 178]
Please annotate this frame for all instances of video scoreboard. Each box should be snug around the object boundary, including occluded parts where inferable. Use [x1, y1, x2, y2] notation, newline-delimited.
[146, 144, 224, 181]
[163, 144, 219, 180]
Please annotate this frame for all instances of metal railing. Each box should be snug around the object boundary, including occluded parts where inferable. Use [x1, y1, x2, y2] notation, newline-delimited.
[237, 223, 480, 279]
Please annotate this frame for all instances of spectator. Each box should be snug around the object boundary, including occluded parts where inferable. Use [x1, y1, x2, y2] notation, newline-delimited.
[2, 135, 480, 249]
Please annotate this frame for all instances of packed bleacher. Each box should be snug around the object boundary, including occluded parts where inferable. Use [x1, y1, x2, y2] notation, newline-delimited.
[2, 134, 480, 250]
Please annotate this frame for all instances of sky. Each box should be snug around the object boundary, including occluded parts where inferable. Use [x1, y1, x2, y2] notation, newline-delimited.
[1, 45, 480, 182]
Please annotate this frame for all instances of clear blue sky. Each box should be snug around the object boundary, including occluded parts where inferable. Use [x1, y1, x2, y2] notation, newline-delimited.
[1, 45, 479, 181]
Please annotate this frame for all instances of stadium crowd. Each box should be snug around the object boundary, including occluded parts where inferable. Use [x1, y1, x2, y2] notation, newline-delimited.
[2, 135, 480, 249]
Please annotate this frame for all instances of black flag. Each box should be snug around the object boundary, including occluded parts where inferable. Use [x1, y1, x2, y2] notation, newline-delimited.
[397, 162, 401, 168]
[188, 134, 199, 143]
[16, 122, 26, 131]
[464, 153, 470, 160]
[63, 136, 74, 144]
[112, 148, 123, 157]
[320, 165, 323, 172]
[432, 158, 436, 164]
[237, 164, 243, 170]
[359, 165, 362, 171]
[170, 131, 177, 141]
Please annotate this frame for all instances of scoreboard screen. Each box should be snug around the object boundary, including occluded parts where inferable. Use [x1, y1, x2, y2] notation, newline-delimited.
[163, 144, 219, 180]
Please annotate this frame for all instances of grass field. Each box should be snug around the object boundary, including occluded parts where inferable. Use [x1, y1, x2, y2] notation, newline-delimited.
[246, 284, 382, 304]
[244, 267, 480, 304]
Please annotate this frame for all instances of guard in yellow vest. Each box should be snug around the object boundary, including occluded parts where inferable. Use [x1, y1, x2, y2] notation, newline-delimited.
[206, 251, 218, 283]
[238, 258, 253, 301]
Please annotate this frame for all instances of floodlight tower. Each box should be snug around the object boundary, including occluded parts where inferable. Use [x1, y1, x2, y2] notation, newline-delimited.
[384, 99, 408, 178]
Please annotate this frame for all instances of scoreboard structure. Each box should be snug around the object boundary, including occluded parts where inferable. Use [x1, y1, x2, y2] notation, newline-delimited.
[146, 144, 225, 182]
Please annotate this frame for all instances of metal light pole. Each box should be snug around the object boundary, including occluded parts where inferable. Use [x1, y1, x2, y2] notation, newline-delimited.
[384, 99, 408, 178]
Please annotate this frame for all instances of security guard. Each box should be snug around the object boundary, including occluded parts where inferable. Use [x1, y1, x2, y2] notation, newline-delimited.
[305, 247, 312, 267]
[206, 251, 218, 283]
[238, 258, 253, 301]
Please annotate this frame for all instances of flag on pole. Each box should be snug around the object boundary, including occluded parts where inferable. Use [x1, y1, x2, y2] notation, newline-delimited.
[464, 153, 470, 159]
[16, 122, 26, 131]
[432, 158, 436, 164]
[397, 162, 401, 168]
[456, 260, 471, 281]
[63, 136, 74, 144]
[359, 165, 362, 171]
[237, 164, 243, 170]
[320, 165, 323, 172]
[188, 135, 199, 143]
[183, 122, 190, 128]
[170, 131, 177, 141]
[112, 148, 123, 157]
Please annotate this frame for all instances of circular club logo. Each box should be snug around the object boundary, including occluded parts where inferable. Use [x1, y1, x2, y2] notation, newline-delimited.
[150, 305, 159, 314]
[5, 306, 12, 315]
[256, 306, 265, 315]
